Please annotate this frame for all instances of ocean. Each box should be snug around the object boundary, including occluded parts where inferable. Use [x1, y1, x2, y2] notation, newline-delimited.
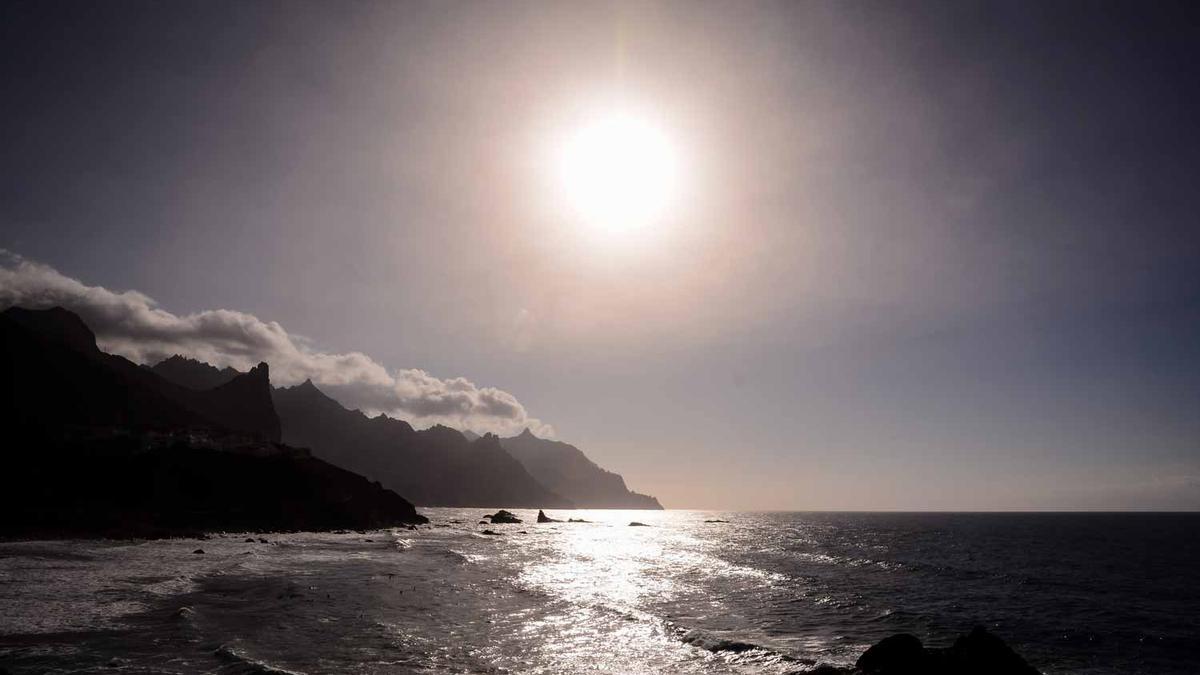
[1, 511, 1196, 674]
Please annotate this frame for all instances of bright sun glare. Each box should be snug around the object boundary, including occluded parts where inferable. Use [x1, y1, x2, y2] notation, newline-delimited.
[556, 111, 680, 237]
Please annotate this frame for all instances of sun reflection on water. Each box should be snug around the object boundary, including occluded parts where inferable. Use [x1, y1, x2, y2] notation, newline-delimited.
[462, 509, 798, 674]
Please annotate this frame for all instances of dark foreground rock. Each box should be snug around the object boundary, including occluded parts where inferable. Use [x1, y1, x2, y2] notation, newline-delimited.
[537, 509, 561, 523]
[812, 627, 1040, 675]
[629, 521, 650, 527]
[934, 626, 1041, 675]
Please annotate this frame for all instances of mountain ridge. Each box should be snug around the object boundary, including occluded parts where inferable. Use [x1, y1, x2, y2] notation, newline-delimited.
[1, 306, 426, 536]
[148, 355, 240, 390]
[143, 343, 664, 509]
[271, 379, 570, 508]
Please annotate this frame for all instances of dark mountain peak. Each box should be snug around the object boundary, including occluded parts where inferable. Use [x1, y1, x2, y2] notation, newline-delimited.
[217, 363, 272, 393]
[423, 424, 468, 443]
[277, 377, 338, 405]
[2, 306, 98, 353]
[244, 361, 270, 384]
[518, 427, 537, 439]
[367, 412, 415, 433]
[150, 355, 241, 391]
[199, 362, 281, 442]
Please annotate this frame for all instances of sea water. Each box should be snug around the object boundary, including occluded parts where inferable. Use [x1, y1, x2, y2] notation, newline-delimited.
[1, 511, 1197, 674]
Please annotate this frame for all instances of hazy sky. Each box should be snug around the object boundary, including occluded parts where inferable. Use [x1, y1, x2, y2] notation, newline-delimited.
[3, 1, 1198, 510]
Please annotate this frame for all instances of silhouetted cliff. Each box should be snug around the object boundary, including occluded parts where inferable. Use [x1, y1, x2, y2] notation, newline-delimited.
[190, 362, 282, 442]
[271, 380, 572, 507]
[2, 307, 280, 441]
[501, 429, 663, 509]
[0, 306, 426, 536]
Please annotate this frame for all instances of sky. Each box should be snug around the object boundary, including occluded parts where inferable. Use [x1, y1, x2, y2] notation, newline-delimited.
[2, 0, 1198, 510]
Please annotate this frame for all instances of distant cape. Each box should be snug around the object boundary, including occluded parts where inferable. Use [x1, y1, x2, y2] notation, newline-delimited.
[500, 429, 663, 510]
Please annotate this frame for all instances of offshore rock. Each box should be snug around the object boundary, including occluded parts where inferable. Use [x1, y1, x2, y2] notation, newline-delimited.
[484, 510, 522, 524]
[852, 627, 1041, 675]
[856, 634, 925, 674]
[938, 626, 1041, 675]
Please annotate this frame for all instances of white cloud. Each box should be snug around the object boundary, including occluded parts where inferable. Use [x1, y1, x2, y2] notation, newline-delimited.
[0, 250, 553, 437]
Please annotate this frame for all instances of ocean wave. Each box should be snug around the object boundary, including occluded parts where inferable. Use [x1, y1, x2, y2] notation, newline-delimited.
[443, 548, 487, 564]
[680, 628, 767, 654]
[213, 644, 304, 675]
[677, 627, 814, 669]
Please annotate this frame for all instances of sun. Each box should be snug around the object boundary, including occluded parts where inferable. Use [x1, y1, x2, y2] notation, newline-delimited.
[555, 111, 680, 237]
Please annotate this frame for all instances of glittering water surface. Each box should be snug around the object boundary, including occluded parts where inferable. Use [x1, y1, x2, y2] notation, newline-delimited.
[1, 511, 1197, 674]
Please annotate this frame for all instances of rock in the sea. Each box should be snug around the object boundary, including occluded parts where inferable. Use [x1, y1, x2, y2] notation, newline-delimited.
[629, 521, 650, 527]
[537, 509, 561, 523]
[192, 549, 205, 554]
[857, 633, 926, 674]
[939, 626, 1041, 675]
[481, 529, 502, 536]
[484, 510, 522, 524]
[855, 627, 1040, 675]
[568, 518, 590, 523]
[704, 519, 730, 523]
[244, 537, 255, 542]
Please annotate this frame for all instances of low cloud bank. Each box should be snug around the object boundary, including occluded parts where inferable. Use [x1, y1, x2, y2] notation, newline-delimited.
[0, 251, 552, 436]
